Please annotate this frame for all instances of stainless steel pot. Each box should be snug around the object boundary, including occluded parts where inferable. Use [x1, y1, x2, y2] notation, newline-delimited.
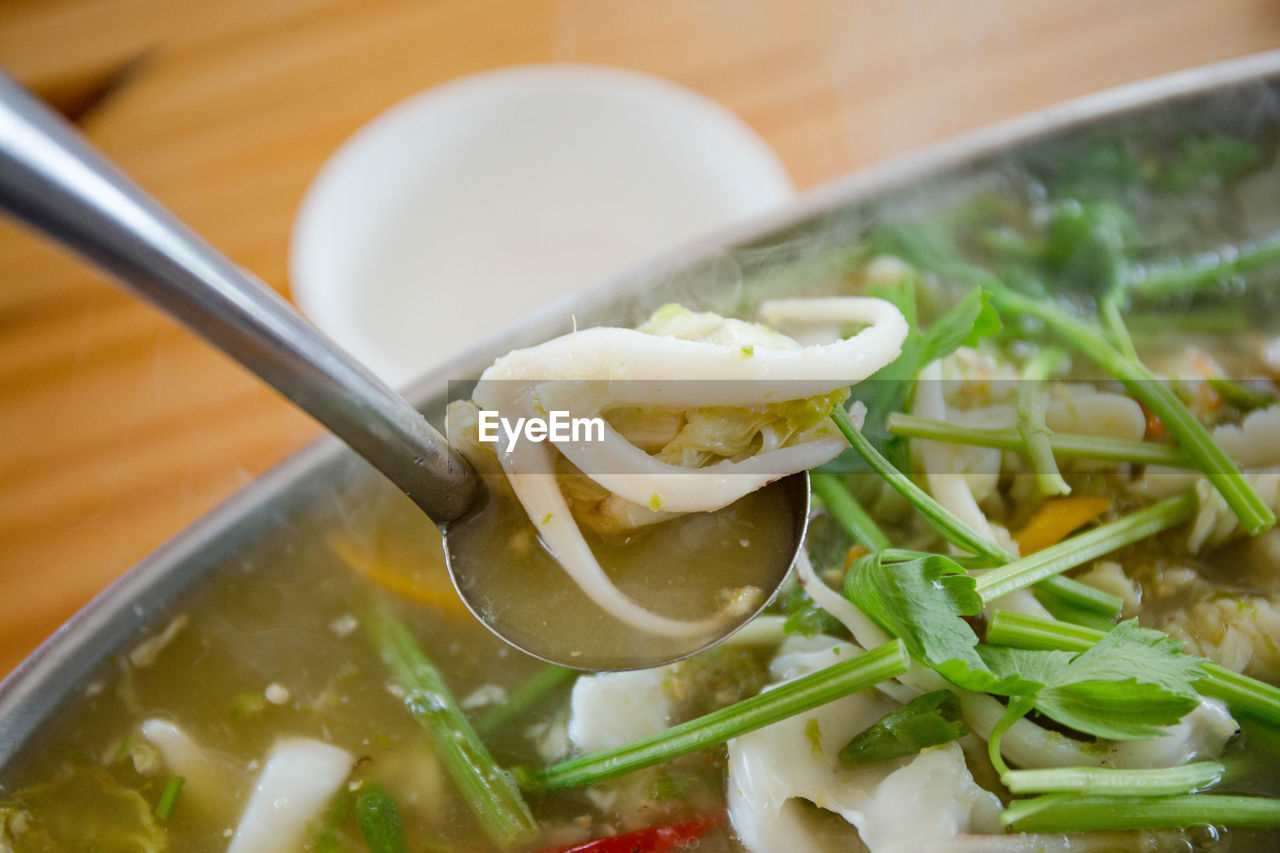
[2, 49, 1279, 771]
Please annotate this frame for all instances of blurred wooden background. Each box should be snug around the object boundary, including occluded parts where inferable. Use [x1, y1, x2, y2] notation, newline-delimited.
[0, 0, 1277, 677]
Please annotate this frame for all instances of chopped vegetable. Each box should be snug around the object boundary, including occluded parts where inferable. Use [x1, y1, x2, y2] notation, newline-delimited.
[518, 639, 910, 791]
[839, 690, 969, 765]
[885, 413, 1193, 468]
[153, 775, 183, 821]
[973, 492, 1196, 604]
[368, 604, 537, 847]
[1132, 229, 1280, 300]
[355, 782, 410, 853]
[1017, 348, 1071, 495]
[831, 406, 1014, 563]
[1003, 793, 1280, 831]
[1012, 496, 1113, 555]
[810, 472, 892, 552]
[331, 536, 464, 614]
[1002, 761, 1224, 796]
[1207, 377, 1278, 412]
[985, 281, 1275, 536]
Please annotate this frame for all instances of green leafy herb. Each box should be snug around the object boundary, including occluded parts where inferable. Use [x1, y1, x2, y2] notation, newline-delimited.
[839, 689, 968, 765]
[355, 782, 410, 853]
[782, 592, 843, 638]
[1042, 199, 1135, 297]
[843, 552, 990, 687]
[986, 610, 1280, 727]
[978, 621, 1208, 741]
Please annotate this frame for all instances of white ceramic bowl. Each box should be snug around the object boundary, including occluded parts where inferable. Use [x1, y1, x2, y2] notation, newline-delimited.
[290, 63, 795, 386]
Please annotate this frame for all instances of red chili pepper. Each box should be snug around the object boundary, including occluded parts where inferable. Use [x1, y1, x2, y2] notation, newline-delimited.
[537, 814, 724, 853]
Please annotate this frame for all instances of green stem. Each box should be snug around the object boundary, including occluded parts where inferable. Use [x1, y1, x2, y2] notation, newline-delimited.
[973, 493, 1197, 603]
[475, 666, 575, 738]
[1100, 291, 1140, 363]
[1003, 793, 1280, 831]
[517, 640, 910, 792]
[986, 282, 1274, 536]
[988, 698, 1033, 777]
[368, 604, 537, 847]
[831, 407, 1014, 563]
[1018, 348, 1071, 496]
[1131, 230, 1280, 301]
[811, 472, 893, 552]
[986, 610, 1280, 726]
[1034, 575, 1123, 623]
[1002, 761, 1224, 797]
[886, 413, 1193, 468]
[880, 549, 997, 570]
[154, 775, 184, 821]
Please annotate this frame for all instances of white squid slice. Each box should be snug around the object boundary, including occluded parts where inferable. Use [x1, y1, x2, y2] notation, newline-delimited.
[727, 639, 1001, 853]
[226, 738, 354, 853]
[567, 667, 676, 753]
[140, 719, 241, 815]
[471, 297, 908, 637]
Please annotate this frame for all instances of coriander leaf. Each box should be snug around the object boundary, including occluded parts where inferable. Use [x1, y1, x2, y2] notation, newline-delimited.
[783, 601, 842, 639]
[839, 689, 969, 765]
[1034, 683, 1198, 741]
[777, 586, 843, 639]
[843, 553, 1026, 692]
[1055, 620, 1207, 699]
[980, 620, 1210, 741]
[977, 646, 1077, 689]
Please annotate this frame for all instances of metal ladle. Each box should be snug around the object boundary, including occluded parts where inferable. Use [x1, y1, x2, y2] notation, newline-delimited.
[0, 71, 806, 670]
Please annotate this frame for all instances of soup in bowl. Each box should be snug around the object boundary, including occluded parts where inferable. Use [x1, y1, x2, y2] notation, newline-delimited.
[4, 55, 1280, 853]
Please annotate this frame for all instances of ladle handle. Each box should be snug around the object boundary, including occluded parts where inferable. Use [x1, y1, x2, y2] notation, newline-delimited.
[0, 71, 477, 523]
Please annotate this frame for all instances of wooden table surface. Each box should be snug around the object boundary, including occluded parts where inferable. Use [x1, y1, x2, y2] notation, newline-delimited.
[0, 0, 1277, 678]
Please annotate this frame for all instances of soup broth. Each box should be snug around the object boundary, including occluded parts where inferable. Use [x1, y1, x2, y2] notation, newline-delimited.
[7, 97, 1280, 853]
